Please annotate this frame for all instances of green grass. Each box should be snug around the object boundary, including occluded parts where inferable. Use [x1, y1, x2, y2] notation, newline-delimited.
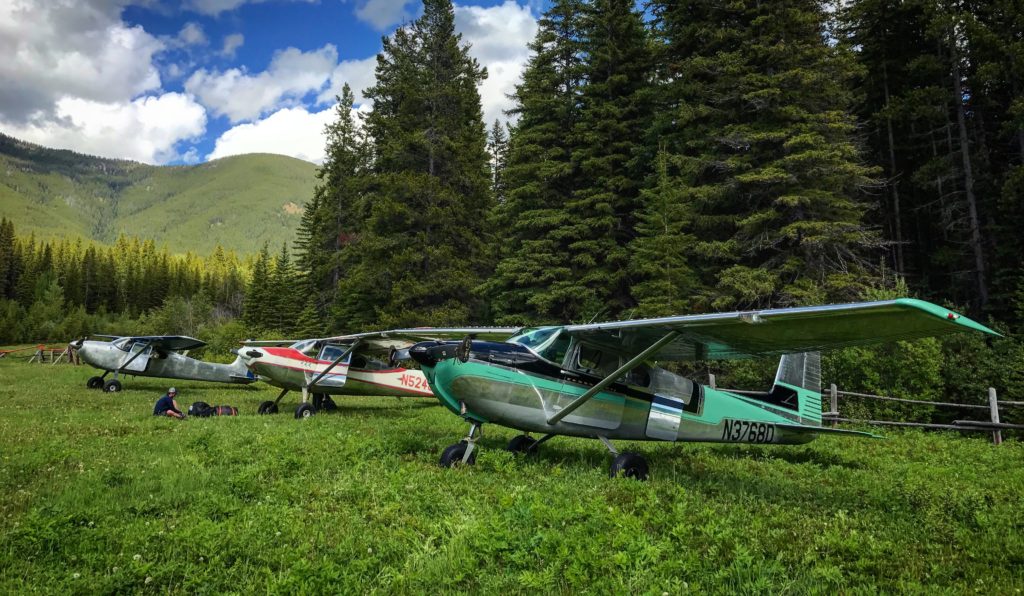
[1, 360, 1022, 593]
[0, 134, 316, 254]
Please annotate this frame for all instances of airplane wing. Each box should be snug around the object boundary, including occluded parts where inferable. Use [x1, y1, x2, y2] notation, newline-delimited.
[127, 336, 207, 352]
[564, 299, 999, 361]
[321, 327, 522, 352]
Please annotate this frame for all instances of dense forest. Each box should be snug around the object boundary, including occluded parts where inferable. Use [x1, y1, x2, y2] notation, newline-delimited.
[3, 0, 1023, 411]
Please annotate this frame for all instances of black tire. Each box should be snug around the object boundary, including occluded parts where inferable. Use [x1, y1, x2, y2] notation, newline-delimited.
[257, 400, 278, 415]
[295, 403, 316, 419]
[507, 434, 536, 454]
[103, 379, 122, 393]
[609, 452, 649, 481]
[86, 376, 104, 389]
[439, 442, 476, 467]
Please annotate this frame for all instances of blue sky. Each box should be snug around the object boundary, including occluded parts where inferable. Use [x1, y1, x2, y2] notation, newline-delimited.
[0, 0, 543, 165]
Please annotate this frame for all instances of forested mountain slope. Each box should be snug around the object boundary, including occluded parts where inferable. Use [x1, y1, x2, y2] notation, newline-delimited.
[0, 134, 316, 254]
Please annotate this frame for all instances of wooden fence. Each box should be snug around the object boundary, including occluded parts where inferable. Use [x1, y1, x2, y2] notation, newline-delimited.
[711, 374, 1020, 445]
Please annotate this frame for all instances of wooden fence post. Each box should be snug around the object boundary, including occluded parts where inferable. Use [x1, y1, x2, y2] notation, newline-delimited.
[708, 373, 716, 389]
[989, 387, 1002, 445]
[830, 383, 838, 428]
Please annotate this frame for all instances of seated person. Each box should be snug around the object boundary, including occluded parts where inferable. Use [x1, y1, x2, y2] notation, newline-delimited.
[153, 387, 185, 419]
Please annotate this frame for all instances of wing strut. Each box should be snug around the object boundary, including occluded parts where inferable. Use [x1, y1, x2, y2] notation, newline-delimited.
[307, 340, 360, 391]
[546, 330, 680, 425]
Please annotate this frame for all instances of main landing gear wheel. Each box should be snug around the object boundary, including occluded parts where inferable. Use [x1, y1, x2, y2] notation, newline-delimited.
[295, 403, 316, 419]
[609, 452, 649, 481]
[103, 379, 122, 393]
[506, 434, 537, 454]
[86, 376, 104, 389]
[257, 400, 278, 415]
[439, 442, 477, 467]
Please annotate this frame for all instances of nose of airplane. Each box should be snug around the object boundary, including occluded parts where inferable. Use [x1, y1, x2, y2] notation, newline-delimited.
[410, 341, 461, 367]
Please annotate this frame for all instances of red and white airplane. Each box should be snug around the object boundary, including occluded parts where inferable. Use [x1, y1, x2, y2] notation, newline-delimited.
[236, 327, 519, 418]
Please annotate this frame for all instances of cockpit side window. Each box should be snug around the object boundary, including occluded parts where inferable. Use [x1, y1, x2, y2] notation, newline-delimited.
[318, 344, 351, 363]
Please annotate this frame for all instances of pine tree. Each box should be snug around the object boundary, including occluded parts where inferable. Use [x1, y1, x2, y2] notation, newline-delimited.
[295, 84, 366, 325]
[346, 0, 494, 327]
[243, 245, 272, 329]
[487, 120, 510, 204]
[483, 0, 586, 324]
[565, 0, 654, 318]
[629, 149, 697, 317]
[654, 0, 882, 310]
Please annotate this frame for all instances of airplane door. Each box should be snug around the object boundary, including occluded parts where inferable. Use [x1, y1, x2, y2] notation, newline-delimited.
[550, 345, 624, 430]
[122, 343, 152, 372]
[306, 344, 352, 389]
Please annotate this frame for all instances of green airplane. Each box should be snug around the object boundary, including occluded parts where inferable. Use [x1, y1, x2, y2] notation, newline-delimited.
[409, 299, 998, 479]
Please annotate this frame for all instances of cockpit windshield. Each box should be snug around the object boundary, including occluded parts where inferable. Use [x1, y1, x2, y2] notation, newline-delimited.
[509, 327, 570, 363]
[112, 338, 131, 351]
[289, 339, 319, 356]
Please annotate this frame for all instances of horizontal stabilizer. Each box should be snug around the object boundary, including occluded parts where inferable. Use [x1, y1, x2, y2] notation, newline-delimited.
[775, 422, 882, 439]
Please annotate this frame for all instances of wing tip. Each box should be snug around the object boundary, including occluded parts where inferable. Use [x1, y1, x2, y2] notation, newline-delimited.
[894, 298, 1001, 337]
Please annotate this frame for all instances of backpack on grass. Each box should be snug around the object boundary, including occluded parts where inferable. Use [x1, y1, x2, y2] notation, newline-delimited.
[188, 401, 239, 417]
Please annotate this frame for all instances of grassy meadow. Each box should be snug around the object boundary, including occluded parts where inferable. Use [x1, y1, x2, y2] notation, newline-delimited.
[1, 358, 1022, 593]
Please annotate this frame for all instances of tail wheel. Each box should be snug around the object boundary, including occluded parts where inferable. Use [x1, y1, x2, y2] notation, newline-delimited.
[439, 442, 476, 468]
[257, 400, 278, 415]
[103, 379, 122, 393]
[295, 403, 316, 419]
[609, 452, 649, 481]
[86, 376, 104, 389]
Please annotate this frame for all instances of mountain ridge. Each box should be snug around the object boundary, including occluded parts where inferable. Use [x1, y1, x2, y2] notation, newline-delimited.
[0, 133, 317, 254]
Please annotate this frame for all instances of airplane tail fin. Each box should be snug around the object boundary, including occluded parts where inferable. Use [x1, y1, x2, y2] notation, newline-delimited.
[772, 352, 822, 426]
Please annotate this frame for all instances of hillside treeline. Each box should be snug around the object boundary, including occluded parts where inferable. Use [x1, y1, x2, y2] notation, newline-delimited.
[0, 217, 250, 345]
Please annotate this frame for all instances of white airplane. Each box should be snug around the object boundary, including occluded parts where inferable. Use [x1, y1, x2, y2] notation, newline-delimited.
[70, 335, 257, 392]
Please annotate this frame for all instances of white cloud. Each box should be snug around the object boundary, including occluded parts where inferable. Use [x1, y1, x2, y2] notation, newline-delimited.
[0, 0, 164, 124]
[184, 0, 315, 17]
[320, 2, 538, 123]
[186, 45, 338, 123]
[355, 0, 417, 30]
[206, 105, 339, 163]
[1, 93, 207, 165]
[317, 56, 378, 106]
[177, 22, 207, 46]
[457, 1, 538, 124]
[220, 33, 245, 58]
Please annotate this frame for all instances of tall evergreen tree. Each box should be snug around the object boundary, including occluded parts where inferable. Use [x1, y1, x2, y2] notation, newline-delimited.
[243, 244, 272, 329]
[341, 0, 493, 327]
[484, 0, 586, 324]
[295, 84, 366, 325]
[653, 0, 882, 310]
[565, 0, 654, 318]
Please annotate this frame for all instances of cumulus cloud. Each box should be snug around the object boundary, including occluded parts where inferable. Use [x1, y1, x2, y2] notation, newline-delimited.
[1, 93, 207, 164]
[220, 33, 245, 58]
[0, 0, 164, 124]
[186, 44, 338, 123]
[177, 22, 208, 46]
[455, 1, 537, 124]
[184, 0, 315, 17]
[206, 105, 341, 163]
[355, 0, 418, 30]
[317, 56, 378, 106]
[318, 1, 538, 122]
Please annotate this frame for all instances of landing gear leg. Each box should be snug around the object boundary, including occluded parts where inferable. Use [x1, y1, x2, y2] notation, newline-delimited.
[599, 435, 649, 481]
[439, 422, 481, 467]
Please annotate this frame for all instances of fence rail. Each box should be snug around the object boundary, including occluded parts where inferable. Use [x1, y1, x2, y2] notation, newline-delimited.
[715, 379, 1017, 445]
